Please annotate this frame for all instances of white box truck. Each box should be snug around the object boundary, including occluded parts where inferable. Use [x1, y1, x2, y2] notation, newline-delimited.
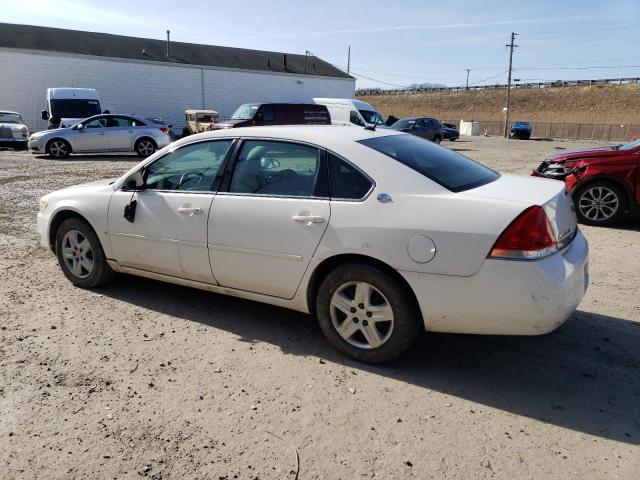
[41, 88, 104, 129]
[313, 98, 386, 127]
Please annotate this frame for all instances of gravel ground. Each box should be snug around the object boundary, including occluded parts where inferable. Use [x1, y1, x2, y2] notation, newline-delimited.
[1, 136, 639, 480]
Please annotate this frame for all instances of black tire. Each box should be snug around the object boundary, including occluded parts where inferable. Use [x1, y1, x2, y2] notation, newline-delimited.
[433, 135, 442, 144]
[55, 217, 115, 288]
[182, 127, 190, 138]
[46, 138, 71, 158]
[316, 263, 422, 364]
[449, 138, 457, 142]
[135, 137, 157, 157]
[573, 181, 627, 226]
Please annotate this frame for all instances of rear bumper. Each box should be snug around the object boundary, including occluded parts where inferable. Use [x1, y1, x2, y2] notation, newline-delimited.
[400, 230, 589, 335]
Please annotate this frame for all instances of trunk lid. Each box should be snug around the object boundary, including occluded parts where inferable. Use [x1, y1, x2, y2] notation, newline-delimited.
[464, 174, 578, 246]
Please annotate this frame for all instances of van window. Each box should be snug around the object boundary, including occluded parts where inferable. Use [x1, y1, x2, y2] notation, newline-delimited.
[358, 134, 499, 192]
[350, 111, 364, 126]
[256, 105, 274, 122]
[50, 99, 101, 119]
[359, 110, 385, 125]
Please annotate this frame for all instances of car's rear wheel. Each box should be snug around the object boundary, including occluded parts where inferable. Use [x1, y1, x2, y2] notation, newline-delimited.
[55, 218, 115, 288]
[316, 263, 421, 363]
[574, 181, 626, 226]
[47, 139, 71, 158]
[433, 135, 442, 144]
[135, 138, 156, 157]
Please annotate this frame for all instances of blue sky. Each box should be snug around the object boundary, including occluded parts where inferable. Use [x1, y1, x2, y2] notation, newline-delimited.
[3, 0, 639, 89]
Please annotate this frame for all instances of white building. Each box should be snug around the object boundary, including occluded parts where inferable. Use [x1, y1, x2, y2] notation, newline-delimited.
[0, 23, 355, 132]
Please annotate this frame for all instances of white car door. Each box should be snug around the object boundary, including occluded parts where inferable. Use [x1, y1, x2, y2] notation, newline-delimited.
[209, 139, 330, 299]
[73, 116, 110, 152]
[108, 139, 235, 283]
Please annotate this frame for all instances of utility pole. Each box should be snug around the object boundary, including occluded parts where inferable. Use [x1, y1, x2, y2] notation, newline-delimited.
[503, 32, 518, 137]
[347, 45, 351, 75]
[465, 68, 470, 90]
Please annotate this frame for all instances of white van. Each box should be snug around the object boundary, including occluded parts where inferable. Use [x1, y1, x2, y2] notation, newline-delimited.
[313, 98, 386, 127]
[41, 88, 104, 129]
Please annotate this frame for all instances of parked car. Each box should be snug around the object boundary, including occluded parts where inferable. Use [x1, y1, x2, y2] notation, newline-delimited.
[211, 103, 330, 130]
[183, 109, 219, 136]
[531, 138, 640, 226]
[313, 98, 386, 127]
[441, 122, 460, 141]
[41, 88, 104, 129]
[28, 114, 171, 158]
[510, 121, 532, 140]
[37, 126, 588, 363]
[0, 111, 29, 149]
[390, 117, 443, 143]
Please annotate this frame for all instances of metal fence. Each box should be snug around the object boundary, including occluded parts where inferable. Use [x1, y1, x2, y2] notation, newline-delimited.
[357, 77, 640, 96]
[445, 120, 640, 142]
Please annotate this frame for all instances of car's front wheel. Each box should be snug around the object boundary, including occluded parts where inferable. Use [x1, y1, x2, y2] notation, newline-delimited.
[316, 263, 422, 363]
[47, 139, 71, 158]
[55, 217, 115, 288]
[135, 138, 157, 157]
[574, 181, 626, 226]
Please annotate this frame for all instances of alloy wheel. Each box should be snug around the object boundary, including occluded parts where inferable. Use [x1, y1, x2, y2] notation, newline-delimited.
[330, 281, 395, 349]
[50, 140, 68, 157]
[61, 229, 94, 278]
[137, 140, 155, 156]
[578, 186, 619, 222]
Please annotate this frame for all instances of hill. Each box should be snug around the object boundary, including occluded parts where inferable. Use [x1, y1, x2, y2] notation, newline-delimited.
[358, 83, 640, 124]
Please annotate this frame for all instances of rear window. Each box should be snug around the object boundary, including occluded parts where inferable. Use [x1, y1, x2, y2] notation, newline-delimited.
[358, 134, 499, 192]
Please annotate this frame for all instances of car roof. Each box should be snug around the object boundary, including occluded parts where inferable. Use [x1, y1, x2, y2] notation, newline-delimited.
[173, 125, 403, 148]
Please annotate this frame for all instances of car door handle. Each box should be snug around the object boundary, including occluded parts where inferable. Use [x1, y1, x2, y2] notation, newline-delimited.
[292, 214, 325, 224]
[99, 133, 106, 135]
[177, 207, 203, 216]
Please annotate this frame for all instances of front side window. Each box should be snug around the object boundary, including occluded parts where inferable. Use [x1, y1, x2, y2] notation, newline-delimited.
[145, 140, 233, 191]
[358, 134, 499, 192]
[229, 140, 320, 197]
[84, 117, 107, 128]
[328, 153, 373, 200]
[256, 105, 274, 122]
[350, 111, 364, 126]
[359, 109, 385, 125]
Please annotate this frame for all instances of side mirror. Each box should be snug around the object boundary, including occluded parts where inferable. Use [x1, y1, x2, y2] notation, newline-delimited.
[103, 110, 110, 114]
[76, 123, 84, 130]
[122, 171, 145, 190]
[41, 110, 49, 120]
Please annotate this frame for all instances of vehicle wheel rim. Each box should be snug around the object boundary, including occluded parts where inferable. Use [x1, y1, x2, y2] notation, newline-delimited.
[51, 141, 67, 157]
[138, 141, 154, 156]
[61, 230, 94, 278]
[329, 281, 394, 349]
[578, 186, 619, 221]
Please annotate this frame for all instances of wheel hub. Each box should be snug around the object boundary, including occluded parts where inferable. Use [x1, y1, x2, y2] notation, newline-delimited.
[61, 229, 94, 279]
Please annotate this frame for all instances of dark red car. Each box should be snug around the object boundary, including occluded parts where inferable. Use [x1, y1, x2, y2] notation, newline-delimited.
[531, 139, 640, 226]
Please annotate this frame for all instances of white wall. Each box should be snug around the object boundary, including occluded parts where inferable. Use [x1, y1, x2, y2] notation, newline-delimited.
[0, 49, 355, 133]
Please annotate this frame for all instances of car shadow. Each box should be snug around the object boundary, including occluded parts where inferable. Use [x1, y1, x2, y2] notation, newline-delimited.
[98, 275, 640, 445]
[32, 153, 140, 162]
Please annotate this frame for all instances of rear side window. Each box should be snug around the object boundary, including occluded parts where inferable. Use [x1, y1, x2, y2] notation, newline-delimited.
[329, 153, 373, 200]
[358, 134, 499, 192]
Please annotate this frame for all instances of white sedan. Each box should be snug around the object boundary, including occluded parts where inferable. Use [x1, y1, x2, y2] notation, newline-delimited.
[37, 126, 588, 363]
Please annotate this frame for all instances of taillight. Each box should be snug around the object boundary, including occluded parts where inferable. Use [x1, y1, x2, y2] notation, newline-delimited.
[489, 206, 557, 260]
[159, 127, 170, 135]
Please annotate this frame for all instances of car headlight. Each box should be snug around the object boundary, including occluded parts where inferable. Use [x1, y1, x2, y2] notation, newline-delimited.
[21, 127, 29, 138]
[39, 198, 48, 213]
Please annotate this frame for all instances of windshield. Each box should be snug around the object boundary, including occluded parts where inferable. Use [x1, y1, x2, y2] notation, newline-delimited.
[512, 122, 530, 128]
[390, 119, 416, 130]
[619, 138, 640, 150]
[359, 109, 385, 125]
[50, 99, 101, 119]
[231, 104, 259, 120]
[358, 134, 499, 192]
[0, 112, 24, 124]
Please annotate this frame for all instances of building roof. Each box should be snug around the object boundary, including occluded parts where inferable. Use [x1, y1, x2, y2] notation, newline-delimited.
[0, 23, 352, 80]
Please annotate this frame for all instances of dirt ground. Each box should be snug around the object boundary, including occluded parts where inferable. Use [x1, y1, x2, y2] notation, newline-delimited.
[1, 136, 639, 480]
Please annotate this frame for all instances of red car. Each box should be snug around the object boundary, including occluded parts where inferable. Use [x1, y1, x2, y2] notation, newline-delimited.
[531, 139, 640, 226]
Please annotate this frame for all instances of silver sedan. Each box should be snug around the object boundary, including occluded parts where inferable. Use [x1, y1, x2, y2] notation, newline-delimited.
[28, 114, 172, 158]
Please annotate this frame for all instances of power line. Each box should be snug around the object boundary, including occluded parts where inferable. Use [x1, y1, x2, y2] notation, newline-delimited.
[469, 70, 509, 86]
